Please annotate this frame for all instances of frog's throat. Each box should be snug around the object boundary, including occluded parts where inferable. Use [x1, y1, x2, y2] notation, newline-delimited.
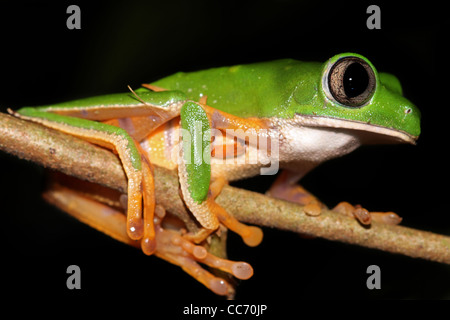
[274, 114, 417, 145]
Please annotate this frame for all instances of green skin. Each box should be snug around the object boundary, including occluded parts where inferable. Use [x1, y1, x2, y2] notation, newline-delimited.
[14, 53, 421, 204]
[151, 52, 420, 137]
[180, 102, 211, 203]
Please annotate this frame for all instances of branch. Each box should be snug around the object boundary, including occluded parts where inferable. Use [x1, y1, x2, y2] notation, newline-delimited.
[1, 112, 449, 264]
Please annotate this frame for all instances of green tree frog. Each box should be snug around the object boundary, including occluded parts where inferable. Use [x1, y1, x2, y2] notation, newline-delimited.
[9, 53, 420, 296]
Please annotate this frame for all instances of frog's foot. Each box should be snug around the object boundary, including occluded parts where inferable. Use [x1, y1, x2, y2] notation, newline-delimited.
[207, 177, 263, 246]
[332, 201, 402, 225]
[267, 170, 326, 216]
[179, 196, 263, 248]
[43, 183, 253, 296]
[147, 205, 254, 297]
[210, 200, 263, 247]
[154, 218, 254, 297]
[182, 227, 216, 244]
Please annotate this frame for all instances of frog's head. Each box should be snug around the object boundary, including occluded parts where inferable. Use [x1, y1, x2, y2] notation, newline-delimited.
[308, 53, 420, 144]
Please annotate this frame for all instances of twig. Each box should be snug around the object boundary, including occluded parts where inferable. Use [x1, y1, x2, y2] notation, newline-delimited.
[1, 112, 449, 264]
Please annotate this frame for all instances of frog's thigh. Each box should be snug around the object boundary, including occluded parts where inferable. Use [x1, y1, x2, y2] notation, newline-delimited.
[13, 110, 145, 240]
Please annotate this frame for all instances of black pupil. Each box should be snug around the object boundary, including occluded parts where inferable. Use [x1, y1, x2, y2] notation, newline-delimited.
[343, 63, 369, 98]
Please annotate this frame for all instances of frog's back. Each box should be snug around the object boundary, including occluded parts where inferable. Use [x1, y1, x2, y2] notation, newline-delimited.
[152, 59, 322, 118]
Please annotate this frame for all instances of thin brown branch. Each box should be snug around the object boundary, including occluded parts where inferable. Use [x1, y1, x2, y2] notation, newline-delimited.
[1, 112, 449, 264]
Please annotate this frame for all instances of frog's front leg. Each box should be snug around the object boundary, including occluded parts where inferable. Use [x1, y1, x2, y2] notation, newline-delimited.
[178, 101, 263, 246]
[268, 170, 402, 225]
[332, 202, 402, 225]
[267, 170, 325, 217]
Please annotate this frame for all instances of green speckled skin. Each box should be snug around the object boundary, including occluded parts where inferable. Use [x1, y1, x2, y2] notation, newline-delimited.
[15, 53, 421, 178]
[180, 102, 211, 204]
[153, 53, 420, 137]
[32, 91, 187, 110]
[153, 59, 321, 119]
[17, 107, 142, 170]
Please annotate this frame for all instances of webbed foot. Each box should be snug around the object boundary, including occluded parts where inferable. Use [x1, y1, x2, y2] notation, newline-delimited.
[333, 201, 402, 225]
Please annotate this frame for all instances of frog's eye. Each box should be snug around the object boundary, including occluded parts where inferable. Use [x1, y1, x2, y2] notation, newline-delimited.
[327, 57, 376, 107]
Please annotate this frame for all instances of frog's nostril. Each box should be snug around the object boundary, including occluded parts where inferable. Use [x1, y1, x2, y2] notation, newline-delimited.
[404, 108, 412, 114]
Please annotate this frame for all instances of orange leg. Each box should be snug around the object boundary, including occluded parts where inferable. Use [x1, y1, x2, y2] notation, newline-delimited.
[268, 171, 402, 225]
[208, 200, 263, 247]
[209, 177, 227, 199]
[156, 221, 253, 297]
[206, 178, 263, 247]
[333, 201, 402, 225]
[179, 176, 263, 247]
[141, 83, 167, 92]
[201, 105, 266, 246]
[140, 154, 157, 255]
[267, 170, 325, 216]
[43, 181, 254, 297]
[141, 88, 265, 246]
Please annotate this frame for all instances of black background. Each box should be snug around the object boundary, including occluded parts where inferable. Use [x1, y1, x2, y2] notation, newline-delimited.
[1, 0, 448, 310]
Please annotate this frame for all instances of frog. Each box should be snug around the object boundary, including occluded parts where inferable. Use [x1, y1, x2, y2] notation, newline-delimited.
[9, 52, 420, 296]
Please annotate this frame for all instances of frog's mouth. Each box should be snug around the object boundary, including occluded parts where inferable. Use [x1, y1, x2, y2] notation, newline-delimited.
[290, 114, 418, 145]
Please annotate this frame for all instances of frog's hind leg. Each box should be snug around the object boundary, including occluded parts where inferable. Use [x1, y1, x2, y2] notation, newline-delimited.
[43, 180, 253, 297]
[138, 148, 157, 255]
[12, 109, 146, 240]
[12, 90, 187, 243]
[42, 178, 139, 247]
[155, 220, 254, 297]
